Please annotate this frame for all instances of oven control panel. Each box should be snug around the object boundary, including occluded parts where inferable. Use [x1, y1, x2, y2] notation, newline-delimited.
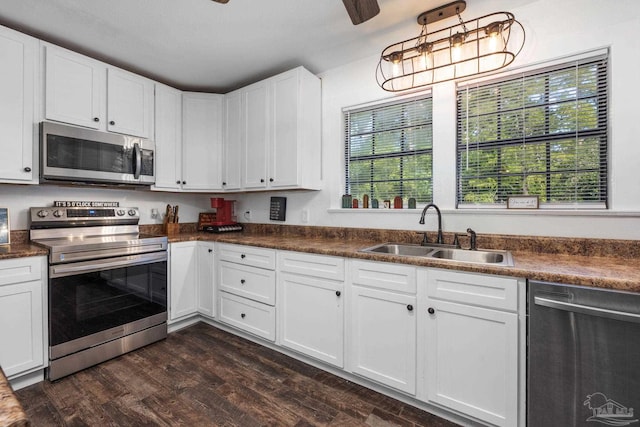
[30, 207, 140, 225]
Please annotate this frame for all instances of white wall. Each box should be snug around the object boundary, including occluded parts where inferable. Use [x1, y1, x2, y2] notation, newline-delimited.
[234, 0, 640, 239]
[4, 0, 640, 239]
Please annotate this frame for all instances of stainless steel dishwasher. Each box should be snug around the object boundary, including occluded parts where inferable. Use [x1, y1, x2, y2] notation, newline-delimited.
[528, 281, 640, 427]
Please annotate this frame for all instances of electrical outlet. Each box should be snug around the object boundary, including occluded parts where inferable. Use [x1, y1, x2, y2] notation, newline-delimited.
[301, 209, 309, 223]
[244, 210, 251, 221]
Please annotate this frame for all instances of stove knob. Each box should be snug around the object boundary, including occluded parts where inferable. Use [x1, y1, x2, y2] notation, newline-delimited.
[37, 209, 49, 218]
[53, 210, 64, 218]
[128, 209, 137, 216]
[116, 209, 126, 216]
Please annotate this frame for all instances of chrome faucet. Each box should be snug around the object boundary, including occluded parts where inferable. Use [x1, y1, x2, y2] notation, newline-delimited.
[419, 203, 444, 245]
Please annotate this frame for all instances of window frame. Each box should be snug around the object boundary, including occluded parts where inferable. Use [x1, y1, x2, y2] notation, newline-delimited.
[343, 92, 434, 207]
[455, 50, 609, 209]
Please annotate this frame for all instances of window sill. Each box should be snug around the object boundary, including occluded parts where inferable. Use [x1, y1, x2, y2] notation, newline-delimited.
[327, 208, 640, 218]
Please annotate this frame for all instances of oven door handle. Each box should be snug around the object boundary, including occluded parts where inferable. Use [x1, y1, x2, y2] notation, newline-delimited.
[50, 251, 167, 278]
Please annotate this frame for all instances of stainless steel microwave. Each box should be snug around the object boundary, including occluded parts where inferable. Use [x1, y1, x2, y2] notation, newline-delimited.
[40, 121, 155, 185]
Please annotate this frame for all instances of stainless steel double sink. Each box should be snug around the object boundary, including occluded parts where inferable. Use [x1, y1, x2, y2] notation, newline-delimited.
[359, 242, 514, 267]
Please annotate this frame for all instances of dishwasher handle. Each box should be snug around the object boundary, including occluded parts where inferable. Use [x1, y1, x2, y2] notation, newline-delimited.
[534, 296, 640, 324]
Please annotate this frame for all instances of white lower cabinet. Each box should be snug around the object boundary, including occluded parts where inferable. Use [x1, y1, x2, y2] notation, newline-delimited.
[418, 268, 520, 426]
[217, 244, 276, 341]
[167, 242, 524, 426]
[348, 260, 417, 395]
[169, 242, 198, 321]
[170, 242, 216, 322]
[219, 292, 276, 341]
[277, 251, 345, 367]
[0, 256, 47, 379]
[197, 242, 216, 318]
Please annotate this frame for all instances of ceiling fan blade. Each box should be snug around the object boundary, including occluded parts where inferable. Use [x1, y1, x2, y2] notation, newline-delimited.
[211, 0, 229, 3]
[342, 0, 380, 25]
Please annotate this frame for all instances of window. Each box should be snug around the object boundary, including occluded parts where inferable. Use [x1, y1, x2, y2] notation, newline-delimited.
[456, 53, 608, 208]
[344, 95, 433, 206]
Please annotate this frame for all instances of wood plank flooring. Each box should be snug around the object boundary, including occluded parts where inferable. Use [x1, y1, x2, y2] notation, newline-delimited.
[16, 322, 460, 426]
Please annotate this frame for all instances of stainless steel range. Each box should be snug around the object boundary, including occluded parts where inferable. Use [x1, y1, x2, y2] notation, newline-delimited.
[30, 206, 168, 381]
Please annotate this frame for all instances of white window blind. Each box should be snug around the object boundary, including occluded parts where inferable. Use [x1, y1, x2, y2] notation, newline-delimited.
[456, 53, 608, 208]
[344, 95, 433, 205]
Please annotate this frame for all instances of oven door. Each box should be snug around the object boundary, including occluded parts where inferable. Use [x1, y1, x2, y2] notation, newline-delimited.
[48, 251, 167, 360]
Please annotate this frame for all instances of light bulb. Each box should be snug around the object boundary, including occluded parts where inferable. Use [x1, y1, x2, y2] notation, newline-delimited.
[485, 22, 502, 53]
[389, 51, 403, 78]
[416, 42, 432, 71]
[450, 32, 466, 63]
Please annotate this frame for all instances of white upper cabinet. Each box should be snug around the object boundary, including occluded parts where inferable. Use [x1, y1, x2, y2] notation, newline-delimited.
[222, 90, 243, 190]
[230, 66, 321, 192]
[106, 68, 154, 138]
[44, 44, 153, 138]
[242, 81, 269, 189]
[153, 83, 183, 191]
[181, 92, 224, 191]
[270, 68, 319, 189]
[0, 25, 37, 184]
[44, 45, 104, 130]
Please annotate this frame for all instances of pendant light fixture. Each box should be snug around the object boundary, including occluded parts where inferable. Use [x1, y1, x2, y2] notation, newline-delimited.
[376, 1, 525, 92]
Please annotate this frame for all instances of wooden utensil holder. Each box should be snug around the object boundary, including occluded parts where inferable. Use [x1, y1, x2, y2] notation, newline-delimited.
[165, 222, 180, 236]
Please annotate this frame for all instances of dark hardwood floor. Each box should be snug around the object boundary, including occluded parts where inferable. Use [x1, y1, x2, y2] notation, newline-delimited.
[16, 322, 459, 426]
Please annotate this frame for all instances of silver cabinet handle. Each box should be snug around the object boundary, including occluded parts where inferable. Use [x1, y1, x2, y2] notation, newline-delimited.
[534, 296, 640, 324]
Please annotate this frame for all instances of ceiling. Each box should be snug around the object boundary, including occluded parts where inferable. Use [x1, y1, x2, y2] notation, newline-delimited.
[0, 0, 461, 92]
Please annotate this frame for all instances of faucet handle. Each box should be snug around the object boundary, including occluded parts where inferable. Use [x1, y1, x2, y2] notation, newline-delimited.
[453, 234, 462, 249]
[420, 232, 429, 246]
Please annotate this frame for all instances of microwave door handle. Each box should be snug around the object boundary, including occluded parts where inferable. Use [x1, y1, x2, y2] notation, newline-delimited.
[133, 142, 142, 179]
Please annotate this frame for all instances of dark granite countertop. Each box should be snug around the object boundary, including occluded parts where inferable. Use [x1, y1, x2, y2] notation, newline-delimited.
[0, 367, 29, 427]
[168, 230, 640, 292]
[0, 244, 47, 261]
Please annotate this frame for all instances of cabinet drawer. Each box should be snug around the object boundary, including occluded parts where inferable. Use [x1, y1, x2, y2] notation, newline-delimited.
[0, 257, 43, 287]
[351, 260, 416, 294]
[219, 292, 275, 341]
[218, 244, 275, 270]
[277, 251, 345, 281]
[219, 261, 276, 305]
[426, 269, 519, 312]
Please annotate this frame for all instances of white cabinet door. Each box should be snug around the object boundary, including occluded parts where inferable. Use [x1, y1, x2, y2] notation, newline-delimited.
[242, 81, 269, 189]
[0, 25, 36, 183]
[0, 257, 45, 379]
[279, 272, 344, 367]
[197, 242, 215, 318]
[45, 45, 104, 130]
[419, 269, 520, 426]
[169, 242, 198, 321]
[0, 281, 44, 378]
[107, 68, 154, 138]
[270, 70, 299, 188]
[269, 67, 321, 190]
[422, 299, 518, 427]
[349, 286, 416, 394]
[182, 92, 224, 191]
[153, 83, 182, 191]
[222, 90, 242, 190]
